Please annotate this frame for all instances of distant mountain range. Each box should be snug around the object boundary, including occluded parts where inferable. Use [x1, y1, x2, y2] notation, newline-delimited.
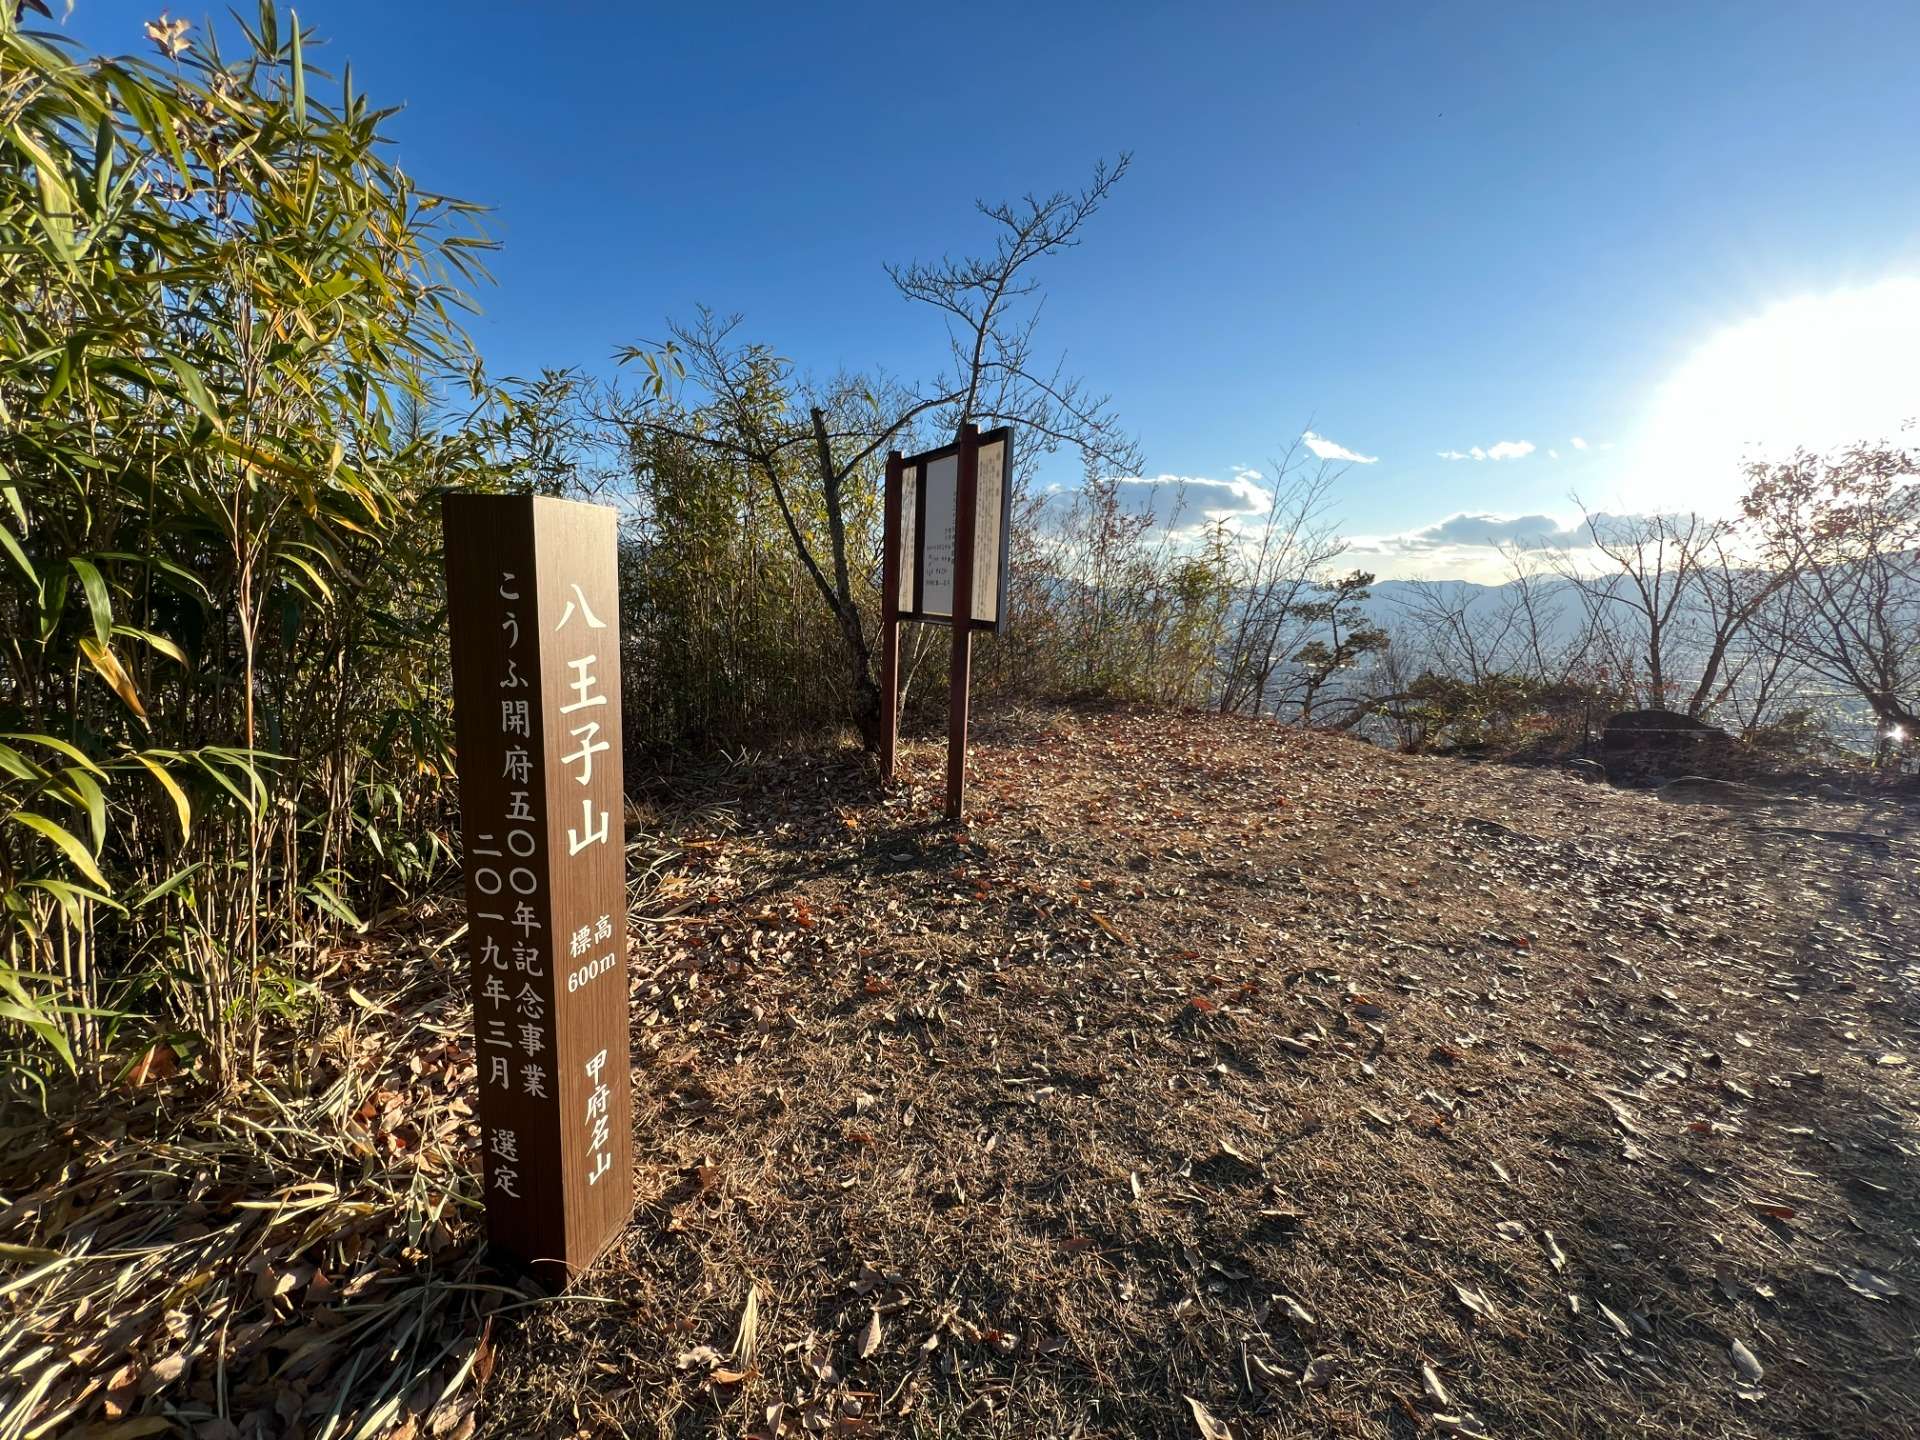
[1359, 575, 1596, 651]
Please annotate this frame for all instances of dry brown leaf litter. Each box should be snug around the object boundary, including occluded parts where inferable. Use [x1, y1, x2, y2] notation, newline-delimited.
[4, 703, 1916, 1439]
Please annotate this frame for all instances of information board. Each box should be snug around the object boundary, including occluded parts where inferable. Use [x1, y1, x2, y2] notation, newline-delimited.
[896, 425, 1012, 632]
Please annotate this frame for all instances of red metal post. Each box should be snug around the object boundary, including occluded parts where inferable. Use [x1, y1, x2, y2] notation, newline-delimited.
[946, 424, 980, 821]
[880, 451, 903, 783]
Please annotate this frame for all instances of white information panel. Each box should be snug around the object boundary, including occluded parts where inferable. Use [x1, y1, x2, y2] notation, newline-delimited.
[897, 429, 1010, 630]
[920, 454, 958, 616]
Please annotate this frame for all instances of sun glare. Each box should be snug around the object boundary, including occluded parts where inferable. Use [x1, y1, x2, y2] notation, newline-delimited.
[1628, 277, 1920, 516]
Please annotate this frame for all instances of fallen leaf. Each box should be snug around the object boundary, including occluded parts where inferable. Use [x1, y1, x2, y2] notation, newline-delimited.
[1453, 1282, 1494, 1320]
[125, 1043, 178, 1087]
[1730, 1338, 1763, 1383]
[1184, 1395, 1234, 1440]
[857, 1309, 882, 1360]
[1599, 1095, 1643, 1137]
[800, 1335, 837, 1384]
[253, 1267, 301, 1302]
[733, 1283, 761, 1361]
[1246, 1353, 1295, 1388]
[1541, 1230, 1568, 1272]
[141, 1350, 189, 1393]
[1843, 1268, 1901, 1301]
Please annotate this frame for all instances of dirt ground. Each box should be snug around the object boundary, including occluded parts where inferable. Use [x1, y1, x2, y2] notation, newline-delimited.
[492, 705, 1920, 1439]
[4, 704, 1915, 1439]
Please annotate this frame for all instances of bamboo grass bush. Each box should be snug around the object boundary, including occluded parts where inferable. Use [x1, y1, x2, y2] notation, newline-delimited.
[0, 4, 498, 1094]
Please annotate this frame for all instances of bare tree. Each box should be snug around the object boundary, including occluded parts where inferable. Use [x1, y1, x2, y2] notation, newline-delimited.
[1213, 440, 1348, 717]
[1395, 578, 1523, 688]
[1670, 521, 1796, 719]
[1556, 509, 1711, 712]
[1715, 579, 1821, 737]
[609, 160, 1143, 751]
[1743, 442, 1920, 737]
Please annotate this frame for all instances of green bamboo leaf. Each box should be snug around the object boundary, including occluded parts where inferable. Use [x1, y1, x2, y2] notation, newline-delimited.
[0, 743, 39, 783]
[2, 733, 107, 777]
[0, 977, 76, 1073]
[278, 549, 335, 602]
[10, 810, 109, 890]
[35, 569, 66, 643]
[192, 752, 260, 819]
[68, 556, 112, 648]
[92, 111, 115, 219]
[44, 338, 75, 406]
[160, 352, 223, 431]
[134, 862, 203, 908]
[64, 770, 107, 852]
[112, 625, 189, 666]
[24, 878, 126, 919]
[290, 15, 306, 125]
[0, 525, 36, 590]
[305, 876, 364, 931]
[20, 127, 77, 260]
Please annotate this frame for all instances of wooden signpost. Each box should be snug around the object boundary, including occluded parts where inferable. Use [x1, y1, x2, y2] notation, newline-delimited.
[443, 494, 633, 1289]
[880, 423, 1013, 818]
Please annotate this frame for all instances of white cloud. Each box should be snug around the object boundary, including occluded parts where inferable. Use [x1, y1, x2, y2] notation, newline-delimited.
[1438, 440, 1534, 462]
[1570, 435, 1589, 451]
[1345, 508, 1668, 581]
[1053, 472, 1271, 533]
[1301, 430, 1378, 464]
[1549, 448, 1561, 460]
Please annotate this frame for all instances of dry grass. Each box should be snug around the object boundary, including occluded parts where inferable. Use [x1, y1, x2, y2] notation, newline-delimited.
[0, 909, 514, 1439]
[4, 704, 1916, 1439]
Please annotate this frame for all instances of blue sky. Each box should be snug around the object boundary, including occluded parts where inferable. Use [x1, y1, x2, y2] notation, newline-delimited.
[59, 2, 1920, 577]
